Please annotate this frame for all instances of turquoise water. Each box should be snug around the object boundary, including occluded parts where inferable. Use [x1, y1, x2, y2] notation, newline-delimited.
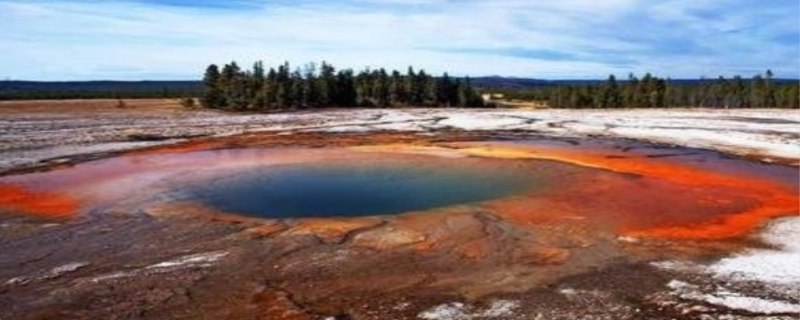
[183, 164, 535, 218]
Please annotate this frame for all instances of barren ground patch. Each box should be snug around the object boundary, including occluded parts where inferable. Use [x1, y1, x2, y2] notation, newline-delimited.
[0, 100, 798, 320]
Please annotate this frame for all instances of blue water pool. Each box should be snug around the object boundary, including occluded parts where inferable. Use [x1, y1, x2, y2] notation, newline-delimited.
[182, 163, 536, 218]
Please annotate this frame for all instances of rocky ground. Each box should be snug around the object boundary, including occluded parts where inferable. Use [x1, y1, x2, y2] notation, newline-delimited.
[1, 100, 798, 173]
[0, 100, 798, 320]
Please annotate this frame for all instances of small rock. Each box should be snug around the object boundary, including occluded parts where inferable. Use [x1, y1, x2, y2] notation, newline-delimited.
[44, 262, 90, 279]
[4, 276, 31, 286]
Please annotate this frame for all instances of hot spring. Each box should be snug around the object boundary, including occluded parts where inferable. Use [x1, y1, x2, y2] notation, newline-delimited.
[0, 140, 796, 241]
[174, 163, 536, 218]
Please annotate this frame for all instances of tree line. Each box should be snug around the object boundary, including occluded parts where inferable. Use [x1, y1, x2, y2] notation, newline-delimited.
[3, 69, 795, 109]
[499, 70, 799, 109]
[0, 81, 202, 100]
[201, 61, 485, 111]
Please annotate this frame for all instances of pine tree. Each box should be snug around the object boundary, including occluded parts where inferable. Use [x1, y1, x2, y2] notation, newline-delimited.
[335, 69, 356, 106]
[389, 70, 404, 106]
[606, 75, 621, 108]
[405, 67, 418, 105]
[375, 69, 391, 107]
[764, 69, 776, 108]
[201, 64, 224, 109]
[318, 62, 335, 107]
[264, 68, 278, 109]
[275, 62, 292, 109]
[750, 74, 765, 108]
[436, 72, 451, 106]
[729, 75, 748, 108]
[251, 61, 266, 110]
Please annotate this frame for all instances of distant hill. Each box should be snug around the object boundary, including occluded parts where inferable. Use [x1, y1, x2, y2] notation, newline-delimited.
[0, 80, 203, 100]
[470, 77, 799, 90]
[469, 77, 552, 89]
[2, 77, 797, 100]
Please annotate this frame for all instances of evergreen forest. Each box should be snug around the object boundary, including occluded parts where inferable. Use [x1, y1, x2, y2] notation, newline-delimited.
[2, 65, 797, 109]
[200, 61, 485, 111]
[497, 70, 799, 109]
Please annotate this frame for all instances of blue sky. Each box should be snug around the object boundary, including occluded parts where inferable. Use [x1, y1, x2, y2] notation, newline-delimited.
[1, 0, 798, 80]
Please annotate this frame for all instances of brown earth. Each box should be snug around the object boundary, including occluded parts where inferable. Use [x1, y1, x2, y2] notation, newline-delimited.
[0, 101, 798, 320]
[0, 99, 186, 114]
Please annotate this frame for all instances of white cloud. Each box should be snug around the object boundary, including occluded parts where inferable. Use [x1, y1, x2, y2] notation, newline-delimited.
[0, 0, 796, 80]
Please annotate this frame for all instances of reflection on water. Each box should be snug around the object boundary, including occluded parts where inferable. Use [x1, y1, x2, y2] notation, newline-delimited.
[180, 164, 535, 218]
